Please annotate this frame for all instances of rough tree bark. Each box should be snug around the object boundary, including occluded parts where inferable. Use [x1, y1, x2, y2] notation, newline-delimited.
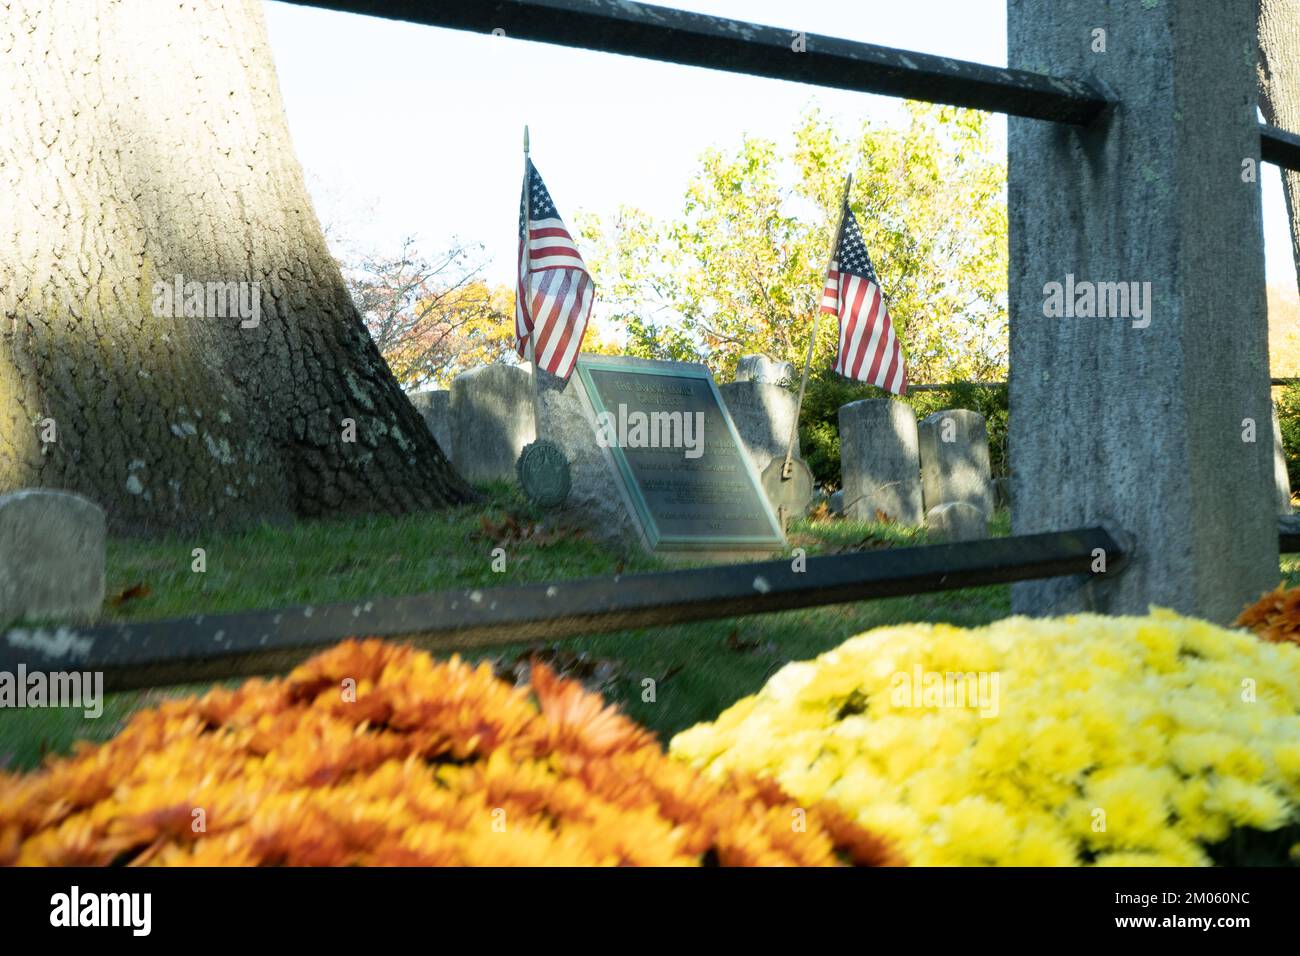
[1259, 0, 1300, 290]
[0, 0, 475, 535]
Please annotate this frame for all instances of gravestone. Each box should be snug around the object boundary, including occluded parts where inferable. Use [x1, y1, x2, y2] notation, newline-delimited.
[0, 490, 105, 625]
[1273, 406, 1292, 515]
[926, 501, 988, 542]
[717, 381, 801, 475]
[734, 354, 793, 385]
[541, 354, 784, 555]
[449, 364, 535, 483]
[917, 409, 994, 517]
[839, 398, 923, 525]
[409, 390, 452, 460]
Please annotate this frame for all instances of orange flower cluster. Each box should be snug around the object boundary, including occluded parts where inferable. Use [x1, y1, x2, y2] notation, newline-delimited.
[1236, 585, 1300, 646]
[0, 640, 900, 867]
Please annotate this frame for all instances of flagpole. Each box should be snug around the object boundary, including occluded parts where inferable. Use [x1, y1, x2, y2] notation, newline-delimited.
[522, 125, 544, 441]
[783, 172, 852, 479]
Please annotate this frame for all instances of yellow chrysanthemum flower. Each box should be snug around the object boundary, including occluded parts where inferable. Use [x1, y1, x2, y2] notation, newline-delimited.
[671, 609, 1300, 867]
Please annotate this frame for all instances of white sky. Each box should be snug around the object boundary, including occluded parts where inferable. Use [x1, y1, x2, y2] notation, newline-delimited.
[262, 0, 1299, 296]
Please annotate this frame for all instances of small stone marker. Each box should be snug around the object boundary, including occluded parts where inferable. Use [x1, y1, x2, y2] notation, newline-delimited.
[449, 365, 536, 483]
[516, 438, 572, 508]
[1273, 406, 1292, 515]
[829, 490, 844, 516]
[409, 389, 452, 459]
[917, 409, 995, 517]
[925, 501, 988, 543]
[0, 489, 106, 625]
[838, 399, 924, 525]
[564, 355, 785, 554]
[734, 354, 794, 385]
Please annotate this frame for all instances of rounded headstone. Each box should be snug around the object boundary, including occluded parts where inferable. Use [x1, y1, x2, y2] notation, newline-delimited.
[449, 364, 536, 483]
[734, 354, 794, 385]
[409, 389, 453, 460]
[0, 489, 106, 625]
[838, 398, 924, 525]
[717, 380, 800, 477]
[516, 438, 572, 508]
[917, 408, 995, 516]
[925, 501, 988, 543]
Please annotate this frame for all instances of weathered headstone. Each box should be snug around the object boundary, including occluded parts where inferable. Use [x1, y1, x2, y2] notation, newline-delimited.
[829, 490, 844, 516]
[1273, 406, 1292, 515]
[0, 490, 105, 625]
[839, 398, 923, 525]
[917, 409, 994, 517]
[926, 501, 988, 543]
[449, 364, 535, 483]
[409, 389, 452, 460]
[717, 381, 800, 475]
[1008, 0, 1274, 621]
[542, 354, 784, 555]
[734, 354, 793, 385]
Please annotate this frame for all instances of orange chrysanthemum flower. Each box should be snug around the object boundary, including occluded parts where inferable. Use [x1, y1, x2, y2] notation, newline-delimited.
[0, 640, 900, 868]
[1237, 584, 1300, 645]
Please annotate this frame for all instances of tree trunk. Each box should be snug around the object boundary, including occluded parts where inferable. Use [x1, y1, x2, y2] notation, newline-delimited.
[0, 0, 475, 535]
[1259, 0, 1300, 292]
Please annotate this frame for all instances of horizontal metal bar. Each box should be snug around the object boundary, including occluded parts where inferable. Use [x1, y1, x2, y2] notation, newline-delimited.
[287, 0, 1109, 125]
[919, 376, 1295, 390]
[1261, 123, 1300, 171]
[1, 526, 1127, 691]
[1279, 515, 1300, 553]
[909, 381, 1007, 392]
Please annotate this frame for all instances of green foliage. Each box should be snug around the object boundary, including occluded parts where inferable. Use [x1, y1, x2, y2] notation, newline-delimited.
[578, 103, 1008, 384]
[1277, 383, 1300, 493]
[799, 367, 1008, 489]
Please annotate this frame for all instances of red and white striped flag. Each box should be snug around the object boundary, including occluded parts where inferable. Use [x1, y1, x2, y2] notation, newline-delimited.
[516, 160, 594, 381]
[820, 202, 907, 396]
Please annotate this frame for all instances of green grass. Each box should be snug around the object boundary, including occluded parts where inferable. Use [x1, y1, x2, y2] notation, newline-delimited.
[0, 487, 1014, 772]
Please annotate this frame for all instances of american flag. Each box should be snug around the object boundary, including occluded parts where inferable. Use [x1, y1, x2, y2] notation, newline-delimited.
[516, 160, 594, 381]
[820, 202, 907, 396]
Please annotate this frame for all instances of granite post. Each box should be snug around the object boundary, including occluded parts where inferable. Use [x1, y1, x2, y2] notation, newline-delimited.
[1008, 0, 1275, 621]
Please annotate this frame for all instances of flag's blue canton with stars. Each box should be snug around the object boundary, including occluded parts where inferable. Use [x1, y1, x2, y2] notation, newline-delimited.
[516, 159, 593, 381]
[820, 203, 907, 395]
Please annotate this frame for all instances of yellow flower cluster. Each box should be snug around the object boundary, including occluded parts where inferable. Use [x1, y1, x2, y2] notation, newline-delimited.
[0, 640, 900, 867]
[670, 610, 1300, 866]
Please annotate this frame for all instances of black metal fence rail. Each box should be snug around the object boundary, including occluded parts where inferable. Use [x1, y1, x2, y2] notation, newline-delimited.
[906, 378, 1300, 391]
[296, 0, 1109, 125]
[2, 526, 1126, 691]
[292, 0, 1299, 170]
[1262, 123, 1300, 171]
